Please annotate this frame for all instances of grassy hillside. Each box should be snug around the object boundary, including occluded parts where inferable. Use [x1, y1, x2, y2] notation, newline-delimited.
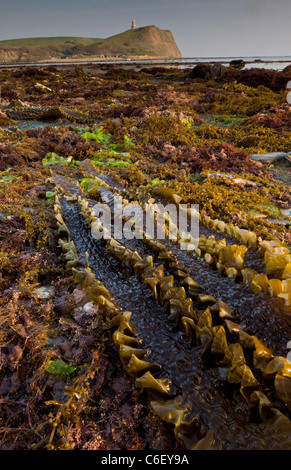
[0, 26, 182, 63]
[0, 37, 101, 47]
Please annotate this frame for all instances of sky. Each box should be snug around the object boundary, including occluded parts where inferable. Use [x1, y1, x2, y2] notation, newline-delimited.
[0, 0, 290, 57]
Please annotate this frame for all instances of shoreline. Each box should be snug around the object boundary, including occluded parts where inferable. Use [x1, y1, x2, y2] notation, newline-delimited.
[0, 56, 291, 70]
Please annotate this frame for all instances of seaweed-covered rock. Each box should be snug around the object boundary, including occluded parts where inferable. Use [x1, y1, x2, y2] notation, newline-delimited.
[190, 64, 211, 79]
[210, 63, 226, 78]
[190, 63, 226, 80]
[229, 59, 245, 69]
[224, 67, 291, 91]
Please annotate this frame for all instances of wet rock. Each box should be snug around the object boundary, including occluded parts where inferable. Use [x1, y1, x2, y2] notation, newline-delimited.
[232, 177, 260, 187]
[250, 152, 288, 163]
[208, 172, 259, 187]
[270, 218, 291, 227]
[33, 285, 55, 300]
[280, 208, 291, 217]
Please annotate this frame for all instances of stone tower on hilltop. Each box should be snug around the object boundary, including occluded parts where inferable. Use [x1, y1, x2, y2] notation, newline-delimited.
[131, 20, 136, 30]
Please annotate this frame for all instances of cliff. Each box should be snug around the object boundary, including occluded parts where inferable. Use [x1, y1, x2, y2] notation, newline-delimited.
[0, 26, 182, 64]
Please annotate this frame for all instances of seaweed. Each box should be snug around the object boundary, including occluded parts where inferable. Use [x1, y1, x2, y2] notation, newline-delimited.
[45, 359, 77, 377]
[1, 63, 291, 451]
[42, 152, 79, 167]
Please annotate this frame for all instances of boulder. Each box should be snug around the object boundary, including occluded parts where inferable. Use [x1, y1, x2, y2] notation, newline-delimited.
[250, 152, 288, 163]
[190, 63, 226, 80]
[190, 63, 211, 79]
[224, 67, 290, 92]
[229, 59, 245, 69]
[210, 63, 226, 78]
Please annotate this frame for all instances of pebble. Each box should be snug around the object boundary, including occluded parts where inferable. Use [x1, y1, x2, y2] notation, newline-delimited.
[83, 302, 98, 315]
[83, 301, 95, 313]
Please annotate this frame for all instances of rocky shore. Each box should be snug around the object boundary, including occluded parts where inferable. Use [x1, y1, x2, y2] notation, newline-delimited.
[0, 63, 290, 450]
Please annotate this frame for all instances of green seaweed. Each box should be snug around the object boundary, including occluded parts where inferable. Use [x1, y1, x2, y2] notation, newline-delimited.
[0, 168, 19, 184]
[150, 178, 166, 187]
[45, 191, 57, 202]
[79, 178, 101, 193]
[81, 126, 112, 144]
[91, 147, 132, 168]
[45, 359, 77, 377]
[42, 152, 79, 167]
[123, 134, 135, 149]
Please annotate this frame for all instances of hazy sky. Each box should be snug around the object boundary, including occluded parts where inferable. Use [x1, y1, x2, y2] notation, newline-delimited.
[0, 0, 290, 57]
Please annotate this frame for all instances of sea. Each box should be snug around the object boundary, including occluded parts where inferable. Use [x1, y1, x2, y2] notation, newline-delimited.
[0, 56, 290, 71]
[177, 56, 291, 71]
[132, 56, 291, 71]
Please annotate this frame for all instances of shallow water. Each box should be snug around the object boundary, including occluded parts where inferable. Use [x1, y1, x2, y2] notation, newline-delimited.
[3, 119, 88, 132]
